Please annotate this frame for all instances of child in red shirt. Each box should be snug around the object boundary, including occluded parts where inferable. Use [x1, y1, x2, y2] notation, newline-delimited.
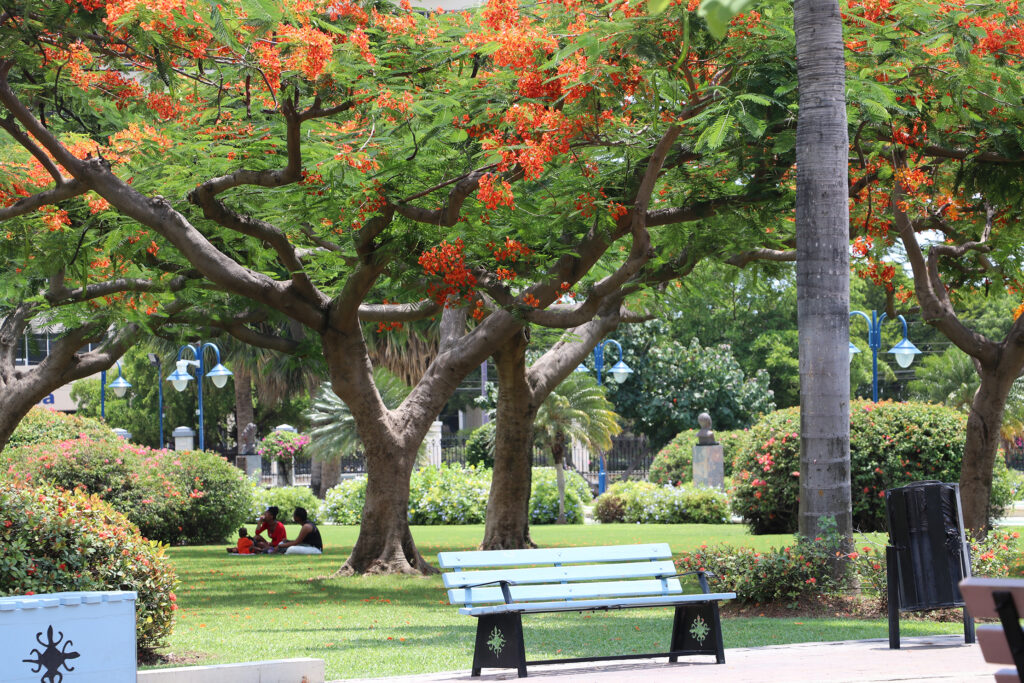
[227, 527, 254, 554]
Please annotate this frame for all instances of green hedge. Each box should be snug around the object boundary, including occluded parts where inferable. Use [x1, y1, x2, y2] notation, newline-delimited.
[731, 401, 1015, 534]
[323, 465, 593, 525]
[0, 482, 177, 653]
[593, 480, 730, 524]
[648, 428, 749, 485]
[249, 485, 322, 525]
[2, 438, 252, 544]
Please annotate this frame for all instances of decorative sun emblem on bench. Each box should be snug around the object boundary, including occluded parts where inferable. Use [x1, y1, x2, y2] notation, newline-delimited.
[486, 626, 507, 655]
[22, 625, 81, 683]
[689, 614, 710, 645]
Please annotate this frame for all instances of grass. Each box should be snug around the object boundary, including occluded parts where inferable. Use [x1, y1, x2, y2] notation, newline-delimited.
[156, 524, 961, 680]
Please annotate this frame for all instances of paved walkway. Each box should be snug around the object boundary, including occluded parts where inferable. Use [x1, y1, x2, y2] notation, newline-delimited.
[337, 634, 999, 682]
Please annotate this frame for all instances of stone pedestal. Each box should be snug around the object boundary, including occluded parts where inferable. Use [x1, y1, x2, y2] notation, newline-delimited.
[692, 444, 725, 489]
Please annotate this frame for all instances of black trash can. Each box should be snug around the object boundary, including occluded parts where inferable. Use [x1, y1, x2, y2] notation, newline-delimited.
[884, 480, 975, 648]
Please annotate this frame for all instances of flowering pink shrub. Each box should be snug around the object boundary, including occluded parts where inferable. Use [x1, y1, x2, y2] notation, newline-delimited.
[7, 406, 115, 449]
[0, 481, 177, 653]
[2, 439, 251, 544]
[257, 430, 311, 463]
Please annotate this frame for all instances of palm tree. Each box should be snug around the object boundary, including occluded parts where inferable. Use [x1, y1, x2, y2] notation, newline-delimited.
[794, 0, 853, 546]
[305, 367, 413, 495]
[533, 372, 622, 523]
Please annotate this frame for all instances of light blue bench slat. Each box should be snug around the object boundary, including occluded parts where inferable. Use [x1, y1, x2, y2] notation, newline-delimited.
[449, 578, 684, 605]
[438, 543, 672, 569]
[442, 560, 678, 589]
[459, 591, 738, 616]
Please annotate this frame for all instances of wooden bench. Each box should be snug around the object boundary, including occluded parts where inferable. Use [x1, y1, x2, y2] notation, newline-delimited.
[961, 577, 1024, 683]
[439, 543, 735, 678]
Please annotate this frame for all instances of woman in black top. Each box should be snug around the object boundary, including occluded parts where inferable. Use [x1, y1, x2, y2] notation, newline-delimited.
[278, 507, 323, 555]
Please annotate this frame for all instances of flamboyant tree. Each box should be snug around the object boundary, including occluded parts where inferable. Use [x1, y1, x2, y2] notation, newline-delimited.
[0, 0, 800, 572]
[839, 0, 1024, 534]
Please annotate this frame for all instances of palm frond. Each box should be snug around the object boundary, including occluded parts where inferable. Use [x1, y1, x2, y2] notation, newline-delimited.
[305, 367, 412, 461]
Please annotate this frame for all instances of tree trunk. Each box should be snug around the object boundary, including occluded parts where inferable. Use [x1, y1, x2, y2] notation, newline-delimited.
[319, 457, 341, 497]
[234, 366, 256, 455]
[0, 393, 38, 452]
[553, 431, 567, 524]
[310, 458, 323, 498]
[794, 0, 853, 549]
[482, 331, 538, 549]
[961, 368, 1014, 535]
[337, 442, 432, 575]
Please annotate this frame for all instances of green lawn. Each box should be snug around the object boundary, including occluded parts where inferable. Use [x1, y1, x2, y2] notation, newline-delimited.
[157, 524, 961, 680]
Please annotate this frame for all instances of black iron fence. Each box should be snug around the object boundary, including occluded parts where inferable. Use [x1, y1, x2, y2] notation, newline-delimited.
[243, 433, 653, 489]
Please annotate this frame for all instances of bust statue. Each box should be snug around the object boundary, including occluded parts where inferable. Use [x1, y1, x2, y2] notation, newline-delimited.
[697, 412, 716, 445]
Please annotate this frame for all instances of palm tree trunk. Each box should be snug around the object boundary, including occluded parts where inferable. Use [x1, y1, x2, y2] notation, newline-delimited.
[553, 431, 567, 524]
[794, 0, 853, 547]
[319, 457, 341, 497]
[482, 331, 538, 549]
[234, 366, 256, 455]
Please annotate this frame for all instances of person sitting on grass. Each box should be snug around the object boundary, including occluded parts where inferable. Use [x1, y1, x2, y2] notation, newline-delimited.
[253, 506, 287, 553]
[227, 527, 254, 554]
[275, 507, 323, 555]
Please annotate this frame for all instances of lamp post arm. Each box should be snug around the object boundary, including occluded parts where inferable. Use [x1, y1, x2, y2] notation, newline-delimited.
[897, 314, 909, 340]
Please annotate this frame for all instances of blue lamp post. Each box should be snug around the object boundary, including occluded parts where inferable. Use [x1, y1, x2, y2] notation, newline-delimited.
[576, 338, 633, 493]
[166, 342, 232, 451]
[100, 361, 131, 420]
[849, 310, 921, 402]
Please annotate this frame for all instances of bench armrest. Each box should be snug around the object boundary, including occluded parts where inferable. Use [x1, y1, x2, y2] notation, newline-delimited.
[664, 570, 719, 593]
[451, 579, 515, 604]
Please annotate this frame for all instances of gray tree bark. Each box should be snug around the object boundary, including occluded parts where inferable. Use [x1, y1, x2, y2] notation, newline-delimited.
[794, 0, 853, 544]
[482, 331, 538, 549]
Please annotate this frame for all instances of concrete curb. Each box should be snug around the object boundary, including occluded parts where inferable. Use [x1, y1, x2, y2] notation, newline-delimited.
[139, 657, 325, 683]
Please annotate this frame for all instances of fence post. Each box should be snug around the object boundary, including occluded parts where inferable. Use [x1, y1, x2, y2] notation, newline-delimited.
[425, 421, 443, 467]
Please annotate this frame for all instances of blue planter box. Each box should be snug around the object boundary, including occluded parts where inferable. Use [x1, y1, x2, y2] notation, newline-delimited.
[0, 591, 136, 682]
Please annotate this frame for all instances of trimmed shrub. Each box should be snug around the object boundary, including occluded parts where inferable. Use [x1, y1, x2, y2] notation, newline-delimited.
[593, 480, 730, 524]
[676, 535, 842, 605]
[409, 464, 490, 524]
[7, 406, 116, 449]
[322, 466, 593, 525]
[731, 401, 1016, 534]
[250, 485, 322, 524]
[323, 477, 367, 525]
[0, 482, 177, 653]
[2, 439, 252, 544]
[464, 422, 496, 469]
[648, 428, 749, 485]
[593, 491, 626, 523]
[529, 467, 593, 525]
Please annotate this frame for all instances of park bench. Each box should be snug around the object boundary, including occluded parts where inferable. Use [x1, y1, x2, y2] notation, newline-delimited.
[439, 543, 735, 678]
[961, 577, 1024, 683]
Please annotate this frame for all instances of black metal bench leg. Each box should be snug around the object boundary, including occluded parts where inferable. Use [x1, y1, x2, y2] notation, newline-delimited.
[669, 602, 725, 664]
[994, 591, 1024, 680]
[887, 546, 900, 650]
[471, 613, 527, 677]
[963, 606, 976, 644]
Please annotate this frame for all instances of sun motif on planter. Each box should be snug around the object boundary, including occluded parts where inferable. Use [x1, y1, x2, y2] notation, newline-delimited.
[22, 625, 81, 683]
[689, 614, 710, 645]
[487, 626, 507, 655]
